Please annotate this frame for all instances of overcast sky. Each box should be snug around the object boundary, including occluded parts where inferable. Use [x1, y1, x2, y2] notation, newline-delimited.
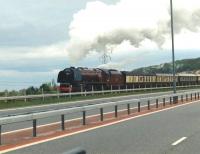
[0, 0, 200, 91]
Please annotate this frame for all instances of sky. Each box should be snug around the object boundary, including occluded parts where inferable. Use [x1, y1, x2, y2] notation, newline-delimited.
[0, 0, 200, 91]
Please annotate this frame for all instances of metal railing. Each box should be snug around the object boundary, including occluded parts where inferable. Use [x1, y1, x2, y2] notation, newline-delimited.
[0, 90, 199, 145]
[0, 85, 200, 102]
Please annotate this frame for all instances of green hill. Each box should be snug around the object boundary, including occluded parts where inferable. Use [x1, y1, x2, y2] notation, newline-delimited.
[132, 57, 200, 74]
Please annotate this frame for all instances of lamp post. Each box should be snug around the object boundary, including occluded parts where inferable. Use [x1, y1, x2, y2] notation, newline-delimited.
[170, 0, 176, 94]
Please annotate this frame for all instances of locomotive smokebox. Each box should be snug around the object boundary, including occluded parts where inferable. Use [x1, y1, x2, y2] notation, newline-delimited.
[57, 68, 74, 83]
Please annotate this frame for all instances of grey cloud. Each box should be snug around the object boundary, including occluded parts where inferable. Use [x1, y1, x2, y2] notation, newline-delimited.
[0, 0, 102, 47]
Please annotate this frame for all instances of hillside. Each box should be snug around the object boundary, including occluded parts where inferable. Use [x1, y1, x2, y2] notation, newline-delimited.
[132, 57, 200, 74]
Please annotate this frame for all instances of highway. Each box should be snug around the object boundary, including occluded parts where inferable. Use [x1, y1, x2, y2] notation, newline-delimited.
[0, 90, 196, 133]
[6, 99, 200, 154]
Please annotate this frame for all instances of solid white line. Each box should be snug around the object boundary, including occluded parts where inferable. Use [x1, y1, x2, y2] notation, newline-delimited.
[172, 137, 187, 146]
[1, 100, 199, 153]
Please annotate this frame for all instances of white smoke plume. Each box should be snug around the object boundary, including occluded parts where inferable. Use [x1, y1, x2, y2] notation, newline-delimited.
[66, 0, 200, 62]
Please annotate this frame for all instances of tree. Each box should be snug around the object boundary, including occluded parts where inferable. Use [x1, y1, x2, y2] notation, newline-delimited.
[40, 83, 52, 93]
[26, 86, 39, 95]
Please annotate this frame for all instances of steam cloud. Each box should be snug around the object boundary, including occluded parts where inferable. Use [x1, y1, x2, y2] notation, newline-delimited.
[66, 0, 200, 62]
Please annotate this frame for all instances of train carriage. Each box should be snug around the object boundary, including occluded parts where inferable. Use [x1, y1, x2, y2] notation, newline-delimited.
[155, 73, 177, 87]
[125, 73, 156, 88]
[178, 74, 198, 86]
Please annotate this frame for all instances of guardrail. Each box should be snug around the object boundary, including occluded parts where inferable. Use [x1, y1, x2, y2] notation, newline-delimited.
[0, 85, 200, 102]
[0, 90, 199, 145]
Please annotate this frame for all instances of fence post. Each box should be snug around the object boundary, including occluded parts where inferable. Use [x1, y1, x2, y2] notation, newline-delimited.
[24, 90, 27, 102]
[92, 85, 94, 96]
[81, 84, 83, 96]
[102, 85, 104, 95]
[156, 99, 158, 108]
[115, 105, 118, 118]
[61, 114, 65, 131]
[127, 104, 130, 115]
[148, 100, 150, 110]
[0, 125, 1, 145]
[84, 90, 86, 97]
[33, 119, 37, 137]
[181, 95, 183, 103]
[69, 85, 72, 99]
[42, 88, 44, 101]
[4, 91, 8, 103]
[57, 88, 60, 100]
[163, 98, 165, 106]
[100, 108, 103, 121]
[83, 111, 86, 125]
[138, 102, 140, 112]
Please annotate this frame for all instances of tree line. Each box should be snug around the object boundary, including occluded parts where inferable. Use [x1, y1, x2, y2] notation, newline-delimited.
[0, 79, 58, 96]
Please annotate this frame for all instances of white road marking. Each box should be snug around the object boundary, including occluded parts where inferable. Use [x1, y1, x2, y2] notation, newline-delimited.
[1, 100, 199, 153]
[172, 137, 187, 146]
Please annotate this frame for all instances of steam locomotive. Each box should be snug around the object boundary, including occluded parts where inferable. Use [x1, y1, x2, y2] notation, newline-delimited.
[57, 67, 200, 92]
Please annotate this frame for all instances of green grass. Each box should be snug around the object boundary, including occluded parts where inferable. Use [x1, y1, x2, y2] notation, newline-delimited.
[0, 86, 199, 109]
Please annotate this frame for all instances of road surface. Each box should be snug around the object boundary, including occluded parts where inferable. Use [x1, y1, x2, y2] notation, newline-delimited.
[6, 100, 200, 154]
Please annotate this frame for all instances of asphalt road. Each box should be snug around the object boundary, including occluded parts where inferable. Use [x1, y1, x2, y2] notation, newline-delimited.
[1, 89, 197, 133]
[6, 100, 200, 154]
